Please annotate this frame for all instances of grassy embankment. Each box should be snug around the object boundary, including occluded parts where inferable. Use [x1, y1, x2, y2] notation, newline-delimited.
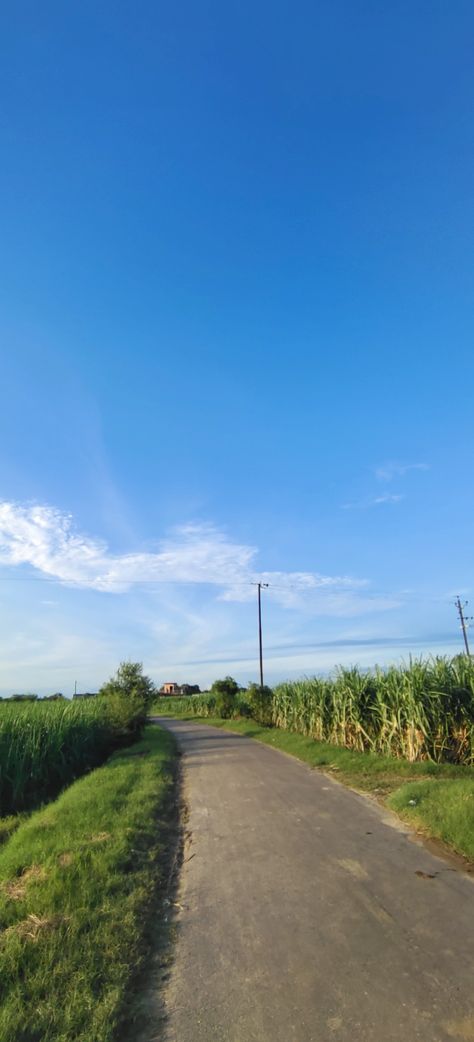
[0, 724, 178, 1042]
[152, 657, 474, 861]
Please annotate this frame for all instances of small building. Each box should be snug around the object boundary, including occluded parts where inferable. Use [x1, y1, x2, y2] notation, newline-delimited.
[158, 682, 201, 696]
[73, 691, 97, 700]
[160, 682, 180, 695]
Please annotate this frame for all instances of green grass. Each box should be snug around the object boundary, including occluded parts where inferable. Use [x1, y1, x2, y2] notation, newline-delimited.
[389, 779, 474, 860]
[0, 816, 24, 848]
[0, 724, 178, 1042]
[0, 695, 146, 815]
[154, 713, 474, 861]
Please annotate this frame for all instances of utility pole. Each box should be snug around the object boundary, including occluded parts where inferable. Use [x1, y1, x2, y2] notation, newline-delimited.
[74, 680, 77, 698]
[455, 596, 472, 657]
[252, 582, 269, 688]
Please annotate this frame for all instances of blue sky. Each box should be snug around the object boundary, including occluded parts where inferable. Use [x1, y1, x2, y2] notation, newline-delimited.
[1, 1, 473, 694]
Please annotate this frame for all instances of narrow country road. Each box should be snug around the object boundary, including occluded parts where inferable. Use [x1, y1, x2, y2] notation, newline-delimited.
[153, 718, 474, 1042]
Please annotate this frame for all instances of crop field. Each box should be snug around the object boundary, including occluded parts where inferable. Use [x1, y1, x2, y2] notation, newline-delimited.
[154, 656, 474, 765]
[273, 657, 474, 763]
[0, 695, 145, 816]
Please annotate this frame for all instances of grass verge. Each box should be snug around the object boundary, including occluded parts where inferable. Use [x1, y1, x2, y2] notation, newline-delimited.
[0, 724, 178, 1042]
[389, 779, 474, 860]
[155, 714, 474, 863]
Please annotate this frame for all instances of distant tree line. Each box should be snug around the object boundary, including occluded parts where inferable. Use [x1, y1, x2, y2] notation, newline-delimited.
[0, 692, 65, 702]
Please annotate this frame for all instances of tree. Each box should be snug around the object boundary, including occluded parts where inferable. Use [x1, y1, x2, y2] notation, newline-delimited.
[210, 676, 239, 698]
[180, 684, 201, 696]
[99, 661, 156, 708]
[210, 676, 239, 718]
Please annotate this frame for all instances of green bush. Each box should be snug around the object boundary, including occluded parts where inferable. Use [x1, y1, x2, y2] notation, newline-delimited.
[99, 661, 156, 728]
[214, 692, 235, 719]
[235, 691, 252, 717]
[247, 683, 274, 725]
[210, 676, 239, 719]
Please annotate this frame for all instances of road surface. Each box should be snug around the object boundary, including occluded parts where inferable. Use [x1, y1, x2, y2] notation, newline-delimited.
[152, 718, 474, 1042]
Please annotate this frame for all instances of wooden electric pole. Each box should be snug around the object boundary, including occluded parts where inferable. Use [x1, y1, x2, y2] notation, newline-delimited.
[253, 582, 269, 688]
[455, 596, 472, 657]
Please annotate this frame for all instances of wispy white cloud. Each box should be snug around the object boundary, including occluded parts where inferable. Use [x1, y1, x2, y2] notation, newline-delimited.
[342, 493, 404, 510]
[375, 462, 429, 482]
[0, 501, 368, 609]
[0, 503, 251, 591]
[372, 493, 404, 505]
[342, 459, 429, 509]
[219, 569, 367, 606]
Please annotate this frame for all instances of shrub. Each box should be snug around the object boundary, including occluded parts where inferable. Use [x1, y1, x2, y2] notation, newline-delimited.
[247, 683, 274, 725]
[235, 691, 252, 717]
[99, 661, 156, 732]
[214, 692, 235, 719]
[210, 676, 239, 719]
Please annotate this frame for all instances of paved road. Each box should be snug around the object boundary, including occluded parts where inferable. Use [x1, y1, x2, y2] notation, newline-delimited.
[153, 718, 474, 1042]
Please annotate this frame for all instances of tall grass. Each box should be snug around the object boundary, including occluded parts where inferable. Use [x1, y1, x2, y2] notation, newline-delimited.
[273, 656, 474, 764]
[0, 696, 145, 816]
[153, 657, 474, 765]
